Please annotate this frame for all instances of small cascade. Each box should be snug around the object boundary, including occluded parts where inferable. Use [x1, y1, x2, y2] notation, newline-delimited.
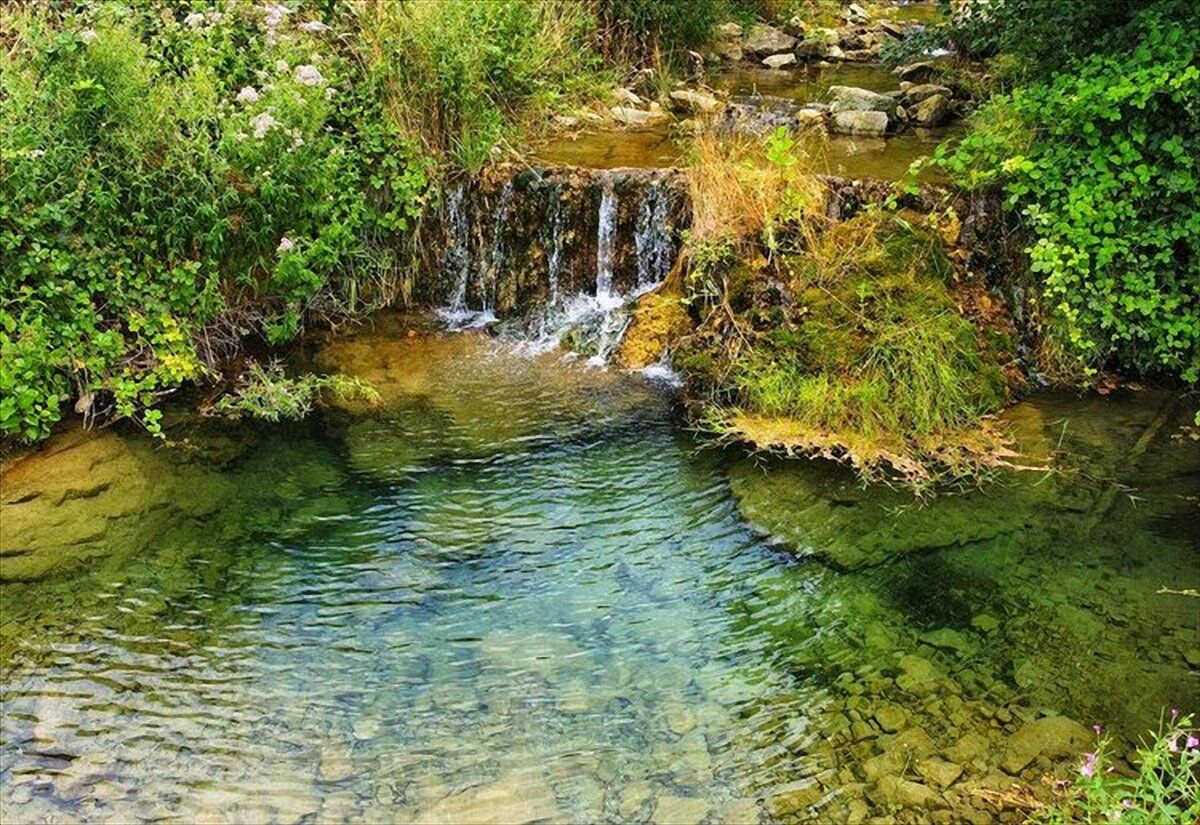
[545, 185, 567, 305]
[634, 182, 678, 290]
[442, 183, 470, 310]
[595, 175, 617, 299]
[431, 164, 689, 364]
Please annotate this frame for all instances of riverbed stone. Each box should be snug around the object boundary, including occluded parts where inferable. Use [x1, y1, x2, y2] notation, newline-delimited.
[317, 742, 355, 783]
[894, 61, 939, 83]
[910, 93, 952, 127]
[920, 628, 971, 654]
[1001, 716, 1092, 774]
[665, 704, 698, 736]
[829, 86, 898, 117]
[668, 89, 720, 115]
[743, 23, 797, 57]
[916, 757, 964, 789]
[874, 776, 937, 808]
[652, 794, 710, 824]
[763, 53, 797, 69]
[896, 655, 943, 693]
[902, 84, 953, 107]
[831, 110, 889, 137]
[610, 106, 667, 126]
[873, 702, 908, 733]
[418, 773, 563, 824]
[946, 731, 991, 765]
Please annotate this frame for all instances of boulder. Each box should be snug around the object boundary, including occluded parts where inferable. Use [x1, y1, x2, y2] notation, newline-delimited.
[831, 110, 888, 136]
[716, 40, 744, 62]
[910, 93, 952, 127]
[844, 3, 871, 24]
[894, 61, 940, 83]
[668, 89, 720, 115]
[610, 106, 667, 126]
[743, 23, 797, 57]
[796, 28, 840, 60]
[902, 84, 953, 107]
[783, 16, 807, 38]
[763, 53, 798, 69]
[919, 627, 971, 653]
[1001, 716, 1092, 774]
[878, 19, 909, 38]
[829, 85, 898, 117]
[613, 87, 643, 106]
[716, 22, 743, 38]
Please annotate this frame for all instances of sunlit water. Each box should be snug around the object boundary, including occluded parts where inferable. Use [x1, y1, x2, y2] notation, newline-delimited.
[1, 324, 1197, 823]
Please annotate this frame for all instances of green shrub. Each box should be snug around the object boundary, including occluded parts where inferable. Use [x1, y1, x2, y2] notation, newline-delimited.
[362, 0, 604, 169]
[930, 2, 1200, 383]
[213, 362, 379, 422]
[597, 0, 729, 56]
[0, 1, 611, 443]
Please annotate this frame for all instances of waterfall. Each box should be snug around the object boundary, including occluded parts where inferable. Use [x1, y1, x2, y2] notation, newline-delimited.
[442, 183, 470, 309]
[545, 185, 566, 305]
[486, 181, 515, 310]
[438, 181, 495, 329]
[635, 181, 676, 290]
[595, 174, 617, 300]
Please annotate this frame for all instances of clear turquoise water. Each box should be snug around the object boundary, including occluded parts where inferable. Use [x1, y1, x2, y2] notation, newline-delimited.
[1, 328, 1196, 823]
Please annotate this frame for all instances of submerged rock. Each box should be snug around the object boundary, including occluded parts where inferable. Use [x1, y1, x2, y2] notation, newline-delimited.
[1001, 716, 1092, 774]
[418, 773, 563, 824]
[831, 109, 889, 136]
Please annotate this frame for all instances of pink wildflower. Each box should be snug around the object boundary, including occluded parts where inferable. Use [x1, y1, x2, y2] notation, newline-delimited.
[277, 237, 295, 254]
[1080, 752, 1098, 778]
[1168, 737, 1179, 753]
[1186, 735, 1199, 751]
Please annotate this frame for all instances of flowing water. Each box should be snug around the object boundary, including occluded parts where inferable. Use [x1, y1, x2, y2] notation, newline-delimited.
[2, 322, 1196, 824]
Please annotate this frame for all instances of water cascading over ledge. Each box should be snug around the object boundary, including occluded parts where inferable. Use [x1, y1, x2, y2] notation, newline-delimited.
[420, 164, 691, 326]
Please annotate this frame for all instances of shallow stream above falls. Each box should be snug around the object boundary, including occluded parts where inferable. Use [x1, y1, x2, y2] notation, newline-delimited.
[2, 320, 1197, 824]
[533, 62, 962, 181]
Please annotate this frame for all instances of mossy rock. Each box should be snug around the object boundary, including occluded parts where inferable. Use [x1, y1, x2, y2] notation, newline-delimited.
[617, 288, 692, 369]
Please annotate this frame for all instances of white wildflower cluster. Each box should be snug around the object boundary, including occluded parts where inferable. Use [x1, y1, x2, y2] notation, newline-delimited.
[80, 29, 98, 43]
[250, 111, 280, 139]
[261, 3, 291, 43]
[296, 20, 329, 33]
[275, 59, 290, 73]
[236, 86, 260, 104]
[293, 64, 324, 86]
[183, 10, 222, 29]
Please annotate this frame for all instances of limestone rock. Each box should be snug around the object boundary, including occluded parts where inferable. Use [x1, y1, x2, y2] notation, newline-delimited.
[946, 731, 991, 765]
[902, 84, 953, 107]
[716, 40, 744, 62]
[916, 757, 964, 789]
[613, 87, 643, 106]
[919, 628, 971, 653]
[874, 702, 908, 733]
[829, 85, 898, 117]
[618, 782, 654, 820]
[910, 93, 952, 127]
[669, 89, 720, 115]
[652, 795, 710, 824]
[1001, 716, 1092, 774]
[763, 53, 797, 69]
[610, 106, 667, 126]
[894, 61, 940, 83]
[843, 3, 871, 24]
[419, 774, 564, 824]
[831, 110, 888, 137]
[716, 22, 743, 39]
[743, 24, 797, 58]
[896, 655, 943, 693]
[874, 776, 936, 808]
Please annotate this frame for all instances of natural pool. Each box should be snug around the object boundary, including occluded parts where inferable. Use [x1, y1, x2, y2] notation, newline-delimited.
[1, 320, 1197, 823]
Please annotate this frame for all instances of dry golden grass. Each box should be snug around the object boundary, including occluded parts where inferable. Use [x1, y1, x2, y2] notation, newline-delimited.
[685, 132, 825, 250]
